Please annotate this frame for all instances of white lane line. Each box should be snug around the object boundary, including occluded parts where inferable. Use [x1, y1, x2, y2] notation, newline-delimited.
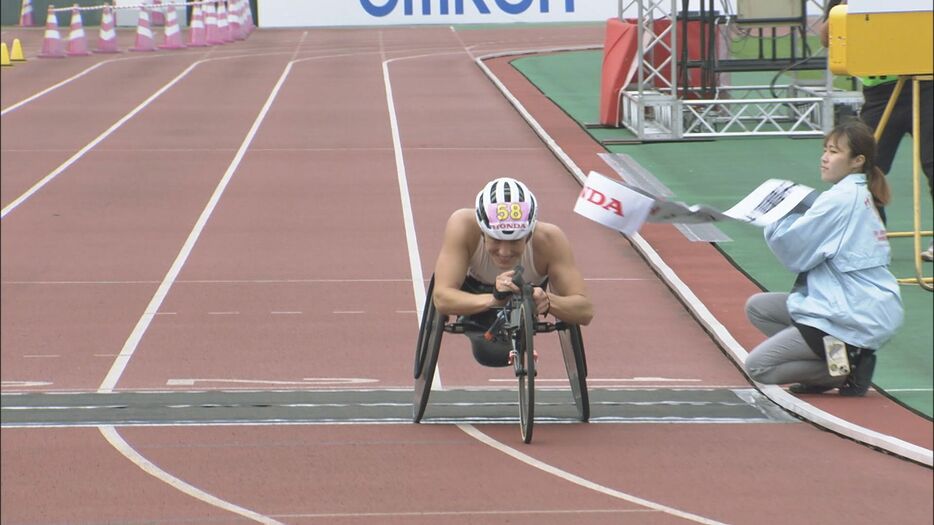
[383, 46, 470, 393]
[0, 61, 200, 219]
[2, 278, 413, 285]
[1, 53, 200, 116]
[459, 425, 727, 525]
[96, 55, 298, 393]
[95, 37, 314, 525]
[0, 51, 294, 220]
[273, 509, 654, 519]
[99, 426, 284, 525]
[1, 61, 113, 116]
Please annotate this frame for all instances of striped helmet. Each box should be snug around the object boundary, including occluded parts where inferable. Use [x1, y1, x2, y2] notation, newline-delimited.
[475, 178, 538, 240]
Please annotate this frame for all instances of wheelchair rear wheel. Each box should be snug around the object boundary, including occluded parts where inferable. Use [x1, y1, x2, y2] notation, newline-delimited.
[413, 280, 443, 423]
[414, 277, 436, 379]
[517, 291, 536, 443]
[558, 324, 589, 421]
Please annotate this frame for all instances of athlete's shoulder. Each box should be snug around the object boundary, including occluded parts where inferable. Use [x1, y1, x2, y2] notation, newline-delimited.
[533, 221, 567, 242]
[532, 222, 571, 255]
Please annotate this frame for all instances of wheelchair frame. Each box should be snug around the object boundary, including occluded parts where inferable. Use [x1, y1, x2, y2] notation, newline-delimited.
[413, 274, 589, 443]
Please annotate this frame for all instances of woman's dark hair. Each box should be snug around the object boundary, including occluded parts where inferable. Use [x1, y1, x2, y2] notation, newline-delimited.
[825, 119, 891, 206]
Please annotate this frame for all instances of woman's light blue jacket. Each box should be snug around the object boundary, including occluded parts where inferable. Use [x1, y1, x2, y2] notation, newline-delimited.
[764, 174, 903, 349]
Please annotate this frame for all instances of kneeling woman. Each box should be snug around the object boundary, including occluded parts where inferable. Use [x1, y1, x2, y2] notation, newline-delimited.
[744, 120, 904, 396]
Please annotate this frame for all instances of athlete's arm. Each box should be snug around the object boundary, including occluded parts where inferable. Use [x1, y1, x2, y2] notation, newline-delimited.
[536, 224, 593, 326]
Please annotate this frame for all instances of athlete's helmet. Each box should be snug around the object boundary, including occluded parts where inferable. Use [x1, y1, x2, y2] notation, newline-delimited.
[475, 177, 538, 240]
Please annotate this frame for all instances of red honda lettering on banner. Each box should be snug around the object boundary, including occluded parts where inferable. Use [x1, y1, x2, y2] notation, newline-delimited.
[580, 187, 625, 217]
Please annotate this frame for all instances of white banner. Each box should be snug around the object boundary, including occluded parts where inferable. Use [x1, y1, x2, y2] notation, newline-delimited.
[577, 174, 817, 234]
[259, 0, 619, 28]
[722, 179, 816, 226]
[574, 171, 655, 235]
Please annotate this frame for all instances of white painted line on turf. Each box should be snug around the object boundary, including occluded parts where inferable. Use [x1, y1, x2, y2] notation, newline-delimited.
[459, 424, 727, 524]
[99, 425, 284, 525]
[474, 48, 934, 467]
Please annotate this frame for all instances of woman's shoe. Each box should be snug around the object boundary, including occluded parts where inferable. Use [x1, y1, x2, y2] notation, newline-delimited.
[788, 383, 836, 394]
[839, 350, 876, 397]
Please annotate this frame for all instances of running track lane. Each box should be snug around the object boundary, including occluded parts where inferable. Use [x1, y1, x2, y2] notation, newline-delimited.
[2, 27, 932, 525]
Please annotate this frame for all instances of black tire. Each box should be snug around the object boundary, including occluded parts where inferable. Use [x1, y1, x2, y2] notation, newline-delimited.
[414, 282, 443, 423]
[414, 277, 436, 378]
[559, 324, 589, 422]
[517, 289, 536, 443]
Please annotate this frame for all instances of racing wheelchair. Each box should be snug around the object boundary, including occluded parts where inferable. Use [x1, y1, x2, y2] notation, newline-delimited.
[413, 266, 588, 443]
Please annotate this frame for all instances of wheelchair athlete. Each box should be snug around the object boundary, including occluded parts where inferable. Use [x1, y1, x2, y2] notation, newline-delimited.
[432, 177, 593, 367]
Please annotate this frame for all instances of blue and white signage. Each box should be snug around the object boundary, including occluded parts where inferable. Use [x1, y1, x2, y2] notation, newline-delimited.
[260, 0, 618, 27]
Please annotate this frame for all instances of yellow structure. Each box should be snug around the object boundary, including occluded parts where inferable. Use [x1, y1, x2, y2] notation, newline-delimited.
[828, 4, 933, 76]
[1, 42, 11, 67]
[828, 0, 933, 290]
[11, 38, 25, 61]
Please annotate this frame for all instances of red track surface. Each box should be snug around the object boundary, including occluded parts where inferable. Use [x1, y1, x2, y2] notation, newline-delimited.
[2, 26, 931, 525]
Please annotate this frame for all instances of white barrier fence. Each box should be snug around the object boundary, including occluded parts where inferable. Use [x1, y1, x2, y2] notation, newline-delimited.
[258, 0, 618, 28]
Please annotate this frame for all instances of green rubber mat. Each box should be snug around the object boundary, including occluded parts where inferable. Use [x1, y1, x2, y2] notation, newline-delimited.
[512, 50, 933, 417]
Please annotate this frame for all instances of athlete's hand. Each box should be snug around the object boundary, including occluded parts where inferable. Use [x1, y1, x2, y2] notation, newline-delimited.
[532, 287, 550, 317]
[495, 270, 519, 296]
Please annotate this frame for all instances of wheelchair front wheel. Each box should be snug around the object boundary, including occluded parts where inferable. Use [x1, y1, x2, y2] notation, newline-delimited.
[517, 291, 536, 443]
[559, 324, 589, 422]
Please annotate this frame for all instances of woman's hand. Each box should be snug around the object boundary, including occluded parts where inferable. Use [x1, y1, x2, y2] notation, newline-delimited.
[531, 287, 550, 317]
[494, 270, 519, 298]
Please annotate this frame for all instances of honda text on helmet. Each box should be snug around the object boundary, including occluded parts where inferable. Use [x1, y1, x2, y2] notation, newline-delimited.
[475, 178, 538, 240]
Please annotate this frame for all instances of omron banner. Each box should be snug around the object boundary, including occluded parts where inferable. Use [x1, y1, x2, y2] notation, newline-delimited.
[260, 0, 619, 27]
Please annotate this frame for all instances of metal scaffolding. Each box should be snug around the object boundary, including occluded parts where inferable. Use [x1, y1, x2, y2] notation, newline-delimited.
[615, 0, 862, 141]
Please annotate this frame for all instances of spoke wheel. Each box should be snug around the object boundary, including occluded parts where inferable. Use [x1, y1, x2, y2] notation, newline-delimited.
[559, 324, 589, 422]
[517, 290, 536, 443]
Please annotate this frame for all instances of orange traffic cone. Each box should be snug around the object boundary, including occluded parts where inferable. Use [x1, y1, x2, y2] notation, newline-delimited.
[151, 0, 165, 25]
[20, 0, 34, 26]
[130, 7, 155, 51]
[187, 3, 207, 47]
[243, 1, 254, 35]
[159, 4, 185, 49]
[229, 0, 243, 41]
[217, 1, 232, 43]
[204, 1, 224, 45]
[66, 4, 91, 56]
[39, 6, 66, 58]
[95, 4, 120, 53]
